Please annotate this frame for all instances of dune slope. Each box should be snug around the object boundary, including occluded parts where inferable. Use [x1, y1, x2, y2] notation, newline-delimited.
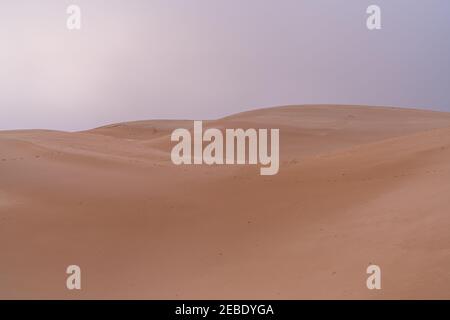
[1, 105, 450, 299]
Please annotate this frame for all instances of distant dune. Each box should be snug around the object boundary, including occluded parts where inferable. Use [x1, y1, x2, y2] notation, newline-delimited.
[1, 105, 450, 299]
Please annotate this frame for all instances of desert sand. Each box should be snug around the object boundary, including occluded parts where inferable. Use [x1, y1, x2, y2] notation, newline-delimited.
[1, 105, 450, 299]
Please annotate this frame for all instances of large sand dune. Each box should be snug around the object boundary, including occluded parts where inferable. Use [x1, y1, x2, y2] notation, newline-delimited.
[1, 105, 450, 299]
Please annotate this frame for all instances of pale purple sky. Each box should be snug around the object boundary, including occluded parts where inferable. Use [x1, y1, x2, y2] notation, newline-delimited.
[1, 0, 450, 130]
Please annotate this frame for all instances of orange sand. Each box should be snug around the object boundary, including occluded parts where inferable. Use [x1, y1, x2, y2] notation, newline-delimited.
[1, 105, 450, 299]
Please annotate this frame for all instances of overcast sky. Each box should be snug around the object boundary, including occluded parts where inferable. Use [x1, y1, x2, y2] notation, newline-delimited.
[1, 0, 450, 130]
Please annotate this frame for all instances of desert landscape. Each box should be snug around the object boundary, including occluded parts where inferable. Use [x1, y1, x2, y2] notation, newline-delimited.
[1, 104, 450, 299]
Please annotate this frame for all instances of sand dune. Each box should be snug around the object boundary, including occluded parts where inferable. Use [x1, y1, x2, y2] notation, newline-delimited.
[1, 105, 450, 299]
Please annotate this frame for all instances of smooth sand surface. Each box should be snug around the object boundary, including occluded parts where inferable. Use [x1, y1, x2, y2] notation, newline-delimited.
[1, 105, 450, 299]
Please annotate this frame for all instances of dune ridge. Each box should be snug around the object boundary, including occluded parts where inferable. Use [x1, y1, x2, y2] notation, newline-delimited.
[1, 105, 450, 299]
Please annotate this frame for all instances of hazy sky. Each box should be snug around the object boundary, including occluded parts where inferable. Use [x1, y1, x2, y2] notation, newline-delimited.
[1, 0, 450, 130]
